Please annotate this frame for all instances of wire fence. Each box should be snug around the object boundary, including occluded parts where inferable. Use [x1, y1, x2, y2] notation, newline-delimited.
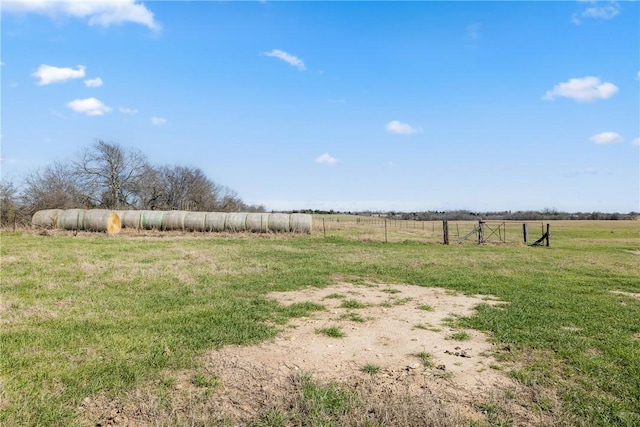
[311, 215, 549, 245]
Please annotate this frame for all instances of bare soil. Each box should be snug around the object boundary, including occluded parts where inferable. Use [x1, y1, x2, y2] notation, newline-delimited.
[81, 282, 556, 426]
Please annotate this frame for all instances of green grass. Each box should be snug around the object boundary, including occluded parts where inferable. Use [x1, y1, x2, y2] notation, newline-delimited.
[360, 364, 381, 375]
[446, 331, 472, 341]
[414, 351, 435, 368]
[316, 326, 345, 338]
[418, 304, 434, 311]
[252, 374, 359, 426]
[339, 299, 368, 309]
[1, 220, 639, 426]
[413, 323, 441, 332]
[340, 312, 367, 323]
[190, 372, 219, 389]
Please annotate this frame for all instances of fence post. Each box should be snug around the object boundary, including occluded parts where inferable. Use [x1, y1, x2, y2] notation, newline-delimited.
[546, 223, 550, 247]
[384, 219, 388, 243]
[478, 220, 484, 244]
[523, 223, 528, 243]
[443, 220, 449, 245]
[322, 218, 326, 238]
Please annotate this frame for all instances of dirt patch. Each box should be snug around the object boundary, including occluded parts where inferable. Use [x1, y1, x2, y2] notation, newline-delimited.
[81, 283, 555, 426]
[236, 283, 508, 390]
[611, 290, 640, 302]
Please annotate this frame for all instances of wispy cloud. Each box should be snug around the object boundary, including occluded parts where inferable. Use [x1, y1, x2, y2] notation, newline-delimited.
[264, 49, 306, 71]
[590, 132, 623, 144]
[543, 76, 618, 102]
[119, 106, 139, 115]
[3, 0, 161, 31]
[66, 97, 111, 116]
[32, 64, 85, 85]
[315, 153, 338, 166]
[84, 77, 103, 88]
[151, 117, 167, 126]
[632, 137, 640, 146]
[572, 1, 620, 25]
[385, 120, 420, 135]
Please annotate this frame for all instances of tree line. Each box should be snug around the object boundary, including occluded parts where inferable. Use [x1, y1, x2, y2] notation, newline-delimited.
[0, 140, 264, 226]
[292, 209, 638, 221]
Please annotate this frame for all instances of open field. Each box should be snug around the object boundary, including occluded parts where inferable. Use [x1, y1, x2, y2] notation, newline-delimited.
[310, 215, 636, 245]
[1, 220, 639, 426]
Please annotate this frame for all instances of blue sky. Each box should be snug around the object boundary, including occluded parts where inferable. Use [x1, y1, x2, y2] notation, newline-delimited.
[1, 1, 639, 212]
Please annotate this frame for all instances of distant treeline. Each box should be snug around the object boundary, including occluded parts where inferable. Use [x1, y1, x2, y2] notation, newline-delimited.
[291, 209, 638, 221]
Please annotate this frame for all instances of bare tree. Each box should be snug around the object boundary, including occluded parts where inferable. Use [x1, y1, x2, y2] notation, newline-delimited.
[154, 165, 218, 211]
[75, 140, 149, 209]
[20, 140, 257, 214]
[131, 165, 164, 210]
[22, 161, 86, 211]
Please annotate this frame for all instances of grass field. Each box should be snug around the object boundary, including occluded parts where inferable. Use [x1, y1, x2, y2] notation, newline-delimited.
[312, 215, 562, 245]
[1, 219, 639, 426]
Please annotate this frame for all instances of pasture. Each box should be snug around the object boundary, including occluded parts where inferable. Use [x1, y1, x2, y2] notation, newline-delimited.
[1, 219, 639, 426]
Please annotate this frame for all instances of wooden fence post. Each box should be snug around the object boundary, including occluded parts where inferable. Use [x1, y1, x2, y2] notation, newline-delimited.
[478, 220, 484, 244]
[546, 223, 550, 247]
[523, 223, 528, 243]
[384, 219, 388, 243]
[443, 220, 449, 245]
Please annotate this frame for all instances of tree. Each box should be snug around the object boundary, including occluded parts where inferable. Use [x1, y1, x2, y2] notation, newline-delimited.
[0, 180, 19, 226]
[75, 140, 149, 209]
[22, 161, 86, 211]
[20, 140, 257, 214]
[131, 165, 164, 210]
[154, 165, 217, 211]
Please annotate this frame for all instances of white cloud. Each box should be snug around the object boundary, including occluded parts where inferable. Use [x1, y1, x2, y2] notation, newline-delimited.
[3, 0, 160, 31]
[637, 71, 640, 80]
[543, 76, 618, 102]
[32, 64, 85, 85]
[385, 120, 419, 135]
[151, 117, 166, 126]
[264, 49, 306, 71]
[66, 97, 111, 116]
[632, 137, 640, 146]
[119, 106, 139, 115]
[84, 77, 103, 88]
[315, 153, 338, 165]
[590, 132, 623, 144]
[572, 1, 620, 24]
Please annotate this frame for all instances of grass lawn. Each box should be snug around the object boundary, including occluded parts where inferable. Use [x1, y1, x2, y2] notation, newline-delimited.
[1, 220, 639, 426]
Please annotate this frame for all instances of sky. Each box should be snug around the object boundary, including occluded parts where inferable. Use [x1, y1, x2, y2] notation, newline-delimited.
[1, 0, 639, 213]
